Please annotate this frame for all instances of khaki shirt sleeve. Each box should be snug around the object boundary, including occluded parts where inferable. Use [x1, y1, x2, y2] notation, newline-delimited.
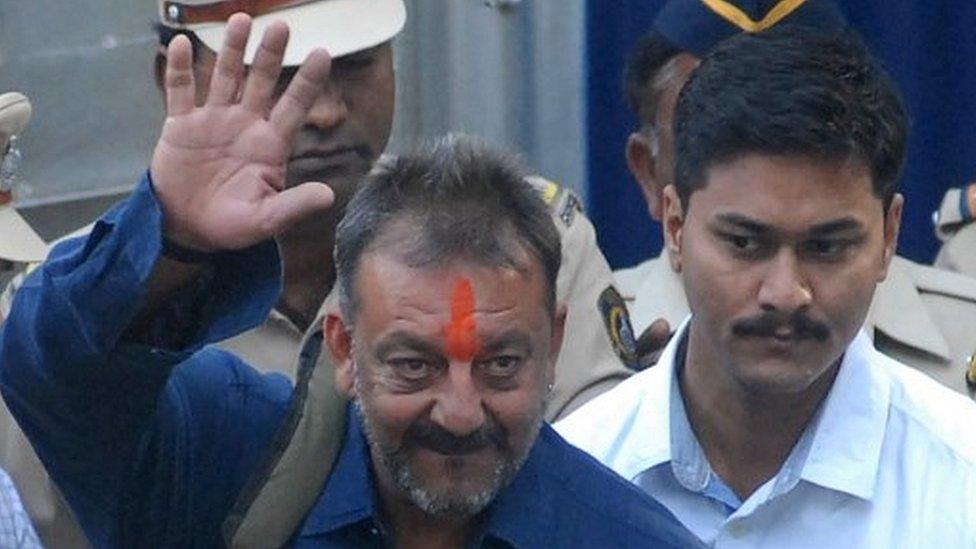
[528, 178, 634, 421]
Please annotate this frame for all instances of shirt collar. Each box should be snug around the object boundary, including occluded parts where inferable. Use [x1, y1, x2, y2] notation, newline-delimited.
[800, 330, 889, 501]
[611, 316, 691, 479]
[651, 319, 889, 503]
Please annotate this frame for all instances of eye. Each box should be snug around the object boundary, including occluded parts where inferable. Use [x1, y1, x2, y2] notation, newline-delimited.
[722, 233, 763, 254]
[388, 358, 436, 381]
[479, 356, 523, 378]
[800, 239, 851, 259]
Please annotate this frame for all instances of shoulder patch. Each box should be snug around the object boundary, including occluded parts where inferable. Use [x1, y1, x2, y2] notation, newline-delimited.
[559, 191, 582, 228]
[598, 286, 640, 371]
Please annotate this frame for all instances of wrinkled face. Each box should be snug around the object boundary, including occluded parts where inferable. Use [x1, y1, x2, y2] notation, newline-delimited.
[664, 154, 901, 394]
[189, 42, 395, 213]
[330, 250, 563, 518]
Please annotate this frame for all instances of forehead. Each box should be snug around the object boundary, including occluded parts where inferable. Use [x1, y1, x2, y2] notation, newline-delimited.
[689, 154, 882, 228]
[352, 250, 549, 326]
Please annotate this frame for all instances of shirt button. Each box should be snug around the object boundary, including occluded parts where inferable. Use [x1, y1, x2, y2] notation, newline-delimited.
[369, 526, 380, 537]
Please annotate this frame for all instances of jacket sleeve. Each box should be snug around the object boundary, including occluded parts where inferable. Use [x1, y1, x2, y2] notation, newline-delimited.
[0, 173, 288, 546]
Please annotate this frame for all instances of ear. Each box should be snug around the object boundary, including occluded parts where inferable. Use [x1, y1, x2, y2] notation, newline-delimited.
[547, 303, 568, 387]
[878, 193, 904, 281]
[626, 132, 666, 221]
[325, 313, 356, 397]
[661, 184, 685, 273]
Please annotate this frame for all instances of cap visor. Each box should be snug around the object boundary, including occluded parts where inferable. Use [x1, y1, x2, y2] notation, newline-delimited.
[194, 0, 406, 65]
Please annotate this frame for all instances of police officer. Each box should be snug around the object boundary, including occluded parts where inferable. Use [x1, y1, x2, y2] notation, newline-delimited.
[0, 92, 46, 318]
[0, 3, 633, 545]
[934, 184, 976, 276]
[154, 0, 632, 415]
[618, 0, 976, 398]
[0, 92, 89, 548]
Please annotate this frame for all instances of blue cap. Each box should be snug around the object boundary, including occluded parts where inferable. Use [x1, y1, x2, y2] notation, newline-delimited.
[654, 0, 847, 57]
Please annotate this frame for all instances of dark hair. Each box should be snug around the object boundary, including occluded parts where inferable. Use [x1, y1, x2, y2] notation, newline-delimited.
[623, 30, 683, 122]
[335, 135, 562, 323]
[674, 27, 908, 209]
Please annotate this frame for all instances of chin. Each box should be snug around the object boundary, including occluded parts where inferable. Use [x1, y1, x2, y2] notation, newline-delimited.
[728, 356, 835, 396]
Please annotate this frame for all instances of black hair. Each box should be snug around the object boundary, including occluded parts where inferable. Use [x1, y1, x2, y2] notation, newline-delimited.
[674, 26, 908, 209]
[623, 30, 683, 123]
[335, 135, 562, 323]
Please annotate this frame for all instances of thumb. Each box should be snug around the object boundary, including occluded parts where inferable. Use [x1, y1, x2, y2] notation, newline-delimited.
[263, 182, 335, 235]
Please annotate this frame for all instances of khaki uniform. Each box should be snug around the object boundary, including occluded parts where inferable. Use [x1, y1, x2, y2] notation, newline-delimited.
[934, 185, 976, 277]
[615, 253, 976, 399]
[221, 178, 635, 547]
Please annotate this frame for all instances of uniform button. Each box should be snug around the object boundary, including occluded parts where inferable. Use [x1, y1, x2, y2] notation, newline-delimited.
[369, 526, 380, 537]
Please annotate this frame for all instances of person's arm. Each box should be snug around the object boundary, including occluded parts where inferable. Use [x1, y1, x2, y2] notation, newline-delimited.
[0, 14, 334, 544]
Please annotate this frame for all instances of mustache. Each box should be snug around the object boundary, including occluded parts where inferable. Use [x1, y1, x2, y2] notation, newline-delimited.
[404, 419, 507, 456]
[731, 311, 830, 342]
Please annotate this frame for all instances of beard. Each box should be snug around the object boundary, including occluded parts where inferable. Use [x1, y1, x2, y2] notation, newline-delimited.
[354, 385, 545, 520]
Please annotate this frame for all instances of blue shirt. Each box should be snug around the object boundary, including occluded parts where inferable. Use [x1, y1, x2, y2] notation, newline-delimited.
[0, 175, 700, 548]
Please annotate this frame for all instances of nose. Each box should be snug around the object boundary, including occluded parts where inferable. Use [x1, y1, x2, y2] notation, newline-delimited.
[430, 365, 486, 437]
[304, 79, 348, 131]
[757, 249, 813, 314]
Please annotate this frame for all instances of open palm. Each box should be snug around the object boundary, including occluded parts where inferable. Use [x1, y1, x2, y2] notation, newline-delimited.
[150, 14, 335, 252]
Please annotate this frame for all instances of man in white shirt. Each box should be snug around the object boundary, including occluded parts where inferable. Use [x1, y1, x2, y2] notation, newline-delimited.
[557, 25, 976, 548]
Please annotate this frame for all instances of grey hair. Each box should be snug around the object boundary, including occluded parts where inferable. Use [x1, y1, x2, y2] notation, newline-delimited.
[334, 135, 562, 324]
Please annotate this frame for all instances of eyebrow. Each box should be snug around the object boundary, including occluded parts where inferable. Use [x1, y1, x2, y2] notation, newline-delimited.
[373, 332, 442, 359]
[478, 330, 534, 356]
[713, 213, 865, 237]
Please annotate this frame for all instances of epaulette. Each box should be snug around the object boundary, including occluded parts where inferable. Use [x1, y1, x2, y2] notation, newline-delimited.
[524, 175, 583, 229]
[933, 184, 976, 240]
[908, 260, 976, 304]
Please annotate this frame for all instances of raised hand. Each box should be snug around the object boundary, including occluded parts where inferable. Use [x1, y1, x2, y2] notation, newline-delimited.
[150, 13, 335, 252]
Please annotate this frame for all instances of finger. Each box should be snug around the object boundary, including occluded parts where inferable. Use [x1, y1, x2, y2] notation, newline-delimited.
[241, 21, 290, 113]
[261, 182, 335, 235]
[165, 35, 196, 116]
[207, 13, 252, 106]
[636, 318, 671, 356]
[269, 49, 332, 136]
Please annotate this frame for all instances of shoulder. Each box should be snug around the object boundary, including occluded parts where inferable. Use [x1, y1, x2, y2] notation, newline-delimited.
[168, 347, 293, 422]
[555, 364, 665, 463]
[613, 257, 662, 300]
[874, 350, 976, 464]
[534, 426, 698, 547]
[900, 257, 976, 302]
[523, 175, 585, 230]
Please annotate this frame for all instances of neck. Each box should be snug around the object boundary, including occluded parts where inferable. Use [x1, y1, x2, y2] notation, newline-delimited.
[680, 324, 838, 500]
[275, 217, 337, 332]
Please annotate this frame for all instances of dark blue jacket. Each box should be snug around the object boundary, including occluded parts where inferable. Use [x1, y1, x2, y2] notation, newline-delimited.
[0, 175, 700, 548]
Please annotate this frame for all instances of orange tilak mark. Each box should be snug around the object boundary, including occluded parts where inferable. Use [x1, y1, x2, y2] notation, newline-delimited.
[444, 278, 481, 362]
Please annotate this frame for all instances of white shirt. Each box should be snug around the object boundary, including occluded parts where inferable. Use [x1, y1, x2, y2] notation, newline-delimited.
[556, 318, 976, 548]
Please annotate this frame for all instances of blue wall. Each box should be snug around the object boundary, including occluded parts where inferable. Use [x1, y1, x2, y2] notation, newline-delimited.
[586, 1, 976, 268]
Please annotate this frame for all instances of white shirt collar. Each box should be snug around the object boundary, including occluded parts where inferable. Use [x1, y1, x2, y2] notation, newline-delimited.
[625, 317, 890, 502]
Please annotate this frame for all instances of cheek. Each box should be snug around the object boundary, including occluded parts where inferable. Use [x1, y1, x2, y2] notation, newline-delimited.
[349, 74, 394, 149]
